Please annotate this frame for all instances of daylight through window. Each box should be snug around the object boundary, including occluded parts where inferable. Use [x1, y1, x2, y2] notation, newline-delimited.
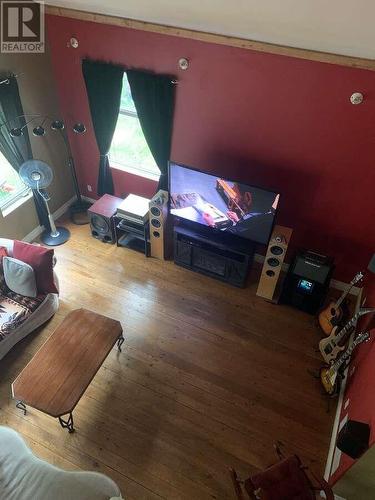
[0, 152, 29, 211]
[109, 74, 160, 180]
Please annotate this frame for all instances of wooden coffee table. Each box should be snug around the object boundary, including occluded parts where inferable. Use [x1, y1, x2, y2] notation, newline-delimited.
[12, 308, 123, 433]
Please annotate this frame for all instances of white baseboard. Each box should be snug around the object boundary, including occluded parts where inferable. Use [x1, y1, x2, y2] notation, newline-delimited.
[82, 195, 96, 204]
[23, 196, 76, 243]
[254, 252, 361, 295]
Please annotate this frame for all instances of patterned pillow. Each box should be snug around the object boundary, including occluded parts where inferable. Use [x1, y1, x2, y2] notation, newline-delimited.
[0, 256, 46, 341]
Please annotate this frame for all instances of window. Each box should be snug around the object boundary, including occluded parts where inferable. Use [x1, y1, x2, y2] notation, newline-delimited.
[0, 152, 30, 212]
[109, 74, 160, 181]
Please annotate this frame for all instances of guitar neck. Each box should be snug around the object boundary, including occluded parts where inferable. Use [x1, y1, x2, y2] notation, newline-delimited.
[335, 273, 364, 308]
[331, 335, 367, 373]
[336, 308, 375, 344]
[335, 316, 357, 343]
[335, 284, 353, 308]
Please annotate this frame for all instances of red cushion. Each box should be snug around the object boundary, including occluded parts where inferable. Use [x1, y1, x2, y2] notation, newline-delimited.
[13, 241, 58, 294]
[250, 456, 314, 500]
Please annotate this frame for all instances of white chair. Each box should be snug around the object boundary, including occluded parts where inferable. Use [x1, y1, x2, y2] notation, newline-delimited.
[0, 426, 122, 499]
[0, 238, 59, 361]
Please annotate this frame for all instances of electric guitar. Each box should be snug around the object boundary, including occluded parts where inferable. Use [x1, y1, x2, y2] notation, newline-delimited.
[320, 331, 370, 396]
[318, 272, 364, 335]
[319, 308, 375, 363]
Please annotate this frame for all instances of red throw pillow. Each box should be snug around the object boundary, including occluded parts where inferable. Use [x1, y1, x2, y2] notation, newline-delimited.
[13, 240, 58, 294]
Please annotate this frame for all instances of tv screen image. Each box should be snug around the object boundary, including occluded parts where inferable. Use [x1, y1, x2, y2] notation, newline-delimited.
[169, 162, 280, 245]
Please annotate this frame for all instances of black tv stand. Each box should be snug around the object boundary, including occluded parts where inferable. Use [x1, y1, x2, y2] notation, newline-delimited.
[173, 225, 255, 287]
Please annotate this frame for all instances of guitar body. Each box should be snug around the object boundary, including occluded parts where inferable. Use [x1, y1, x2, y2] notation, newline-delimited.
[317, 271, 364, 336]
[318, 302, 344, 335]
[319, 325, 351, 364]
[320, 365, 341, 396]
[319, 331, 370, 397]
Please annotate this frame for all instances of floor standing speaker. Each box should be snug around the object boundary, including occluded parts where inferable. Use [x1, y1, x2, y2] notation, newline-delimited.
[149, 190, 171, 259]
[88, 194, 123, 243]
[256, 225, 293, 302]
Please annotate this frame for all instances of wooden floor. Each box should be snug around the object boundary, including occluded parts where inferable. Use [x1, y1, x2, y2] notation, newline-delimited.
[0, 220, 335, 499]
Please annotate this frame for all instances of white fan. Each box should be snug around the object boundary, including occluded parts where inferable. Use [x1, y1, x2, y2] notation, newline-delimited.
[19, 160, 70, 245]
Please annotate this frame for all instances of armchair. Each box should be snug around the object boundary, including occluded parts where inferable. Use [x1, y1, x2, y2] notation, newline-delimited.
[0, 238, 59, 360]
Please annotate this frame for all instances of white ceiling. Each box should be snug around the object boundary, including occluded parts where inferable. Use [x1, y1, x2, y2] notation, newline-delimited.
[46, 0, 375, 60]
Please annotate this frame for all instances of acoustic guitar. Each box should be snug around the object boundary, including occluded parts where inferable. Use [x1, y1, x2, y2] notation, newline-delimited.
[320, 331, 370, 396]
[318, 272, 364, 335]
[319, 308, 375, 364]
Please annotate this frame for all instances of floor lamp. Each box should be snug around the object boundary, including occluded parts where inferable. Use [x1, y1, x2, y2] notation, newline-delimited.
[51, 120, 91, 224]
[9, 115, 91, 225]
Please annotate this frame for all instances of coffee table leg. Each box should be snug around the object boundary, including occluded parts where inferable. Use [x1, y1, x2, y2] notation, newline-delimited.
[58, 412, 75, 433]
[16, 400, 27, 415]
[116, 334, 124, 352]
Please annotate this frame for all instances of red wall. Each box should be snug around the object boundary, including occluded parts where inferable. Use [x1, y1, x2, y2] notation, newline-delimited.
[46, 14, 375, 281]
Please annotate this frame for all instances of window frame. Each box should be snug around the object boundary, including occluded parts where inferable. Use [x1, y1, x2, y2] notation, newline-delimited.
[109, 79, 160, 182]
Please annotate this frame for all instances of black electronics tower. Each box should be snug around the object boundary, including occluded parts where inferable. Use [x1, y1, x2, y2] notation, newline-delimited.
[280, 250, 334, 314]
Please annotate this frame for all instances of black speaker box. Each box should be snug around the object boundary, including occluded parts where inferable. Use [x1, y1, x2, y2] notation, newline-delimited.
[280, 250, 334, 314]
[337, 420, 370, 459]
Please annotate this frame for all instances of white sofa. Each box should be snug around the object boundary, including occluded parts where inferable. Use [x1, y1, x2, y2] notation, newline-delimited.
[0, 238, 59, 361]
[0, 426, 122, 499]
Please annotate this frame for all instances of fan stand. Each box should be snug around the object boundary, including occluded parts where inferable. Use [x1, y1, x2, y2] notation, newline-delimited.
[41, 195, 70, 246]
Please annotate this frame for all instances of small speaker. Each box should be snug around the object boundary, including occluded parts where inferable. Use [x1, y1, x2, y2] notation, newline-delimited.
[280, 250, 334, 314]
[149, 190, 171, 260]
[337, 420, 370, 459]
[88, 194, 123, 243]
[256, 225, 293, 301]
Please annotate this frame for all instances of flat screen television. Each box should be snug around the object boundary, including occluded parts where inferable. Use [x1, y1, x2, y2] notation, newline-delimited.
[169, 162, 280, 245]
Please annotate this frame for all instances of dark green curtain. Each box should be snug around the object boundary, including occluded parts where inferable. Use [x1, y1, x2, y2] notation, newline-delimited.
[126, 70, 175, 191]
[82, 59, 124, 196]
[0, 75, 48, 227]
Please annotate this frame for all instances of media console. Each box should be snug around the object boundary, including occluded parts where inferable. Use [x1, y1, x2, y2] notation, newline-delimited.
[173, 225, 255, 287]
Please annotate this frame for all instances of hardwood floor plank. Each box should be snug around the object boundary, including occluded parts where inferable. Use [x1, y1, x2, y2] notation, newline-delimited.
[0, 220, 335, 498]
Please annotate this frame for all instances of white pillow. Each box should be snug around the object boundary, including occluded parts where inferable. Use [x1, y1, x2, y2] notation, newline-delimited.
[3, 256, 37, 297]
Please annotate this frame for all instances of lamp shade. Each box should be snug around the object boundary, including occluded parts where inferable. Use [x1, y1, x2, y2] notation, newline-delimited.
[73, 123, 86, 134]
[10, 127, 23, 137]
[32, 126, 46, 136]
[51, 120, 64, 131]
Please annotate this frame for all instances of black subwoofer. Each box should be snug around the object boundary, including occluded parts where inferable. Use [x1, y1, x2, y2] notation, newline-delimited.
[88, 194, 124, 244]
[90, 214, 113, 242]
